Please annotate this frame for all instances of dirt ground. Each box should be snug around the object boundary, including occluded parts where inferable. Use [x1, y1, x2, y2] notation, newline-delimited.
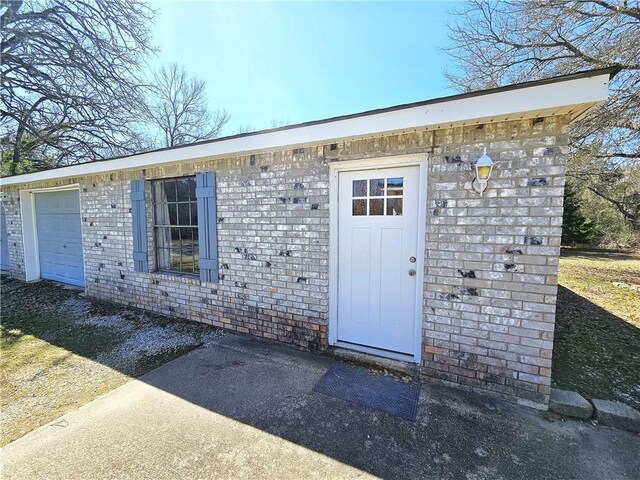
[553, 249, 640, 408]
[0, 278, 220, 446]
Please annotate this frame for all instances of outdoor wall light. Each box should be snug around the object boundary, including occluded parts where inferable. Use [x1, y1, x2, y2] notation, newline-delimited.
[472, 148, 494, 196]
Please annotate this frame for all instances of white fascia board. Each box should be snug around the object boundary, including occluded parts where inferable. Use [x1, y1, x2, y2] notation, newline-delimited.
[0, 72, 610, 187]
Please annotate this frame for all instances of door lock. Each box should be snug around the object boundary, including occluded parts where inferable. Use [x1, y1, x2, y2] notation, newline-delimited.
[409, 269, 416, 277]
[409, 256, 416, 263]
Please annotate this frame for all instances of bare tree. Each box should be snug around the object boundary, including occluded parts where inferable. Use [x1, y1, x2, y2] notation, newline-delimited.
[144, 63, 229, 148]
[234, 124, 256, 135]
[232, 118, 290, 136]
[1, 0, 156, 175]
[445, 1, 640, 231]
[269, 118, 290, 129]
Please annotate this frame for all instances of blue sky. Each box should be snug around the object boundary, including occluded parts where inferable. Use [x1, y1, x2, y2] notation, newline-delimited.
[150, 1, 458, 134]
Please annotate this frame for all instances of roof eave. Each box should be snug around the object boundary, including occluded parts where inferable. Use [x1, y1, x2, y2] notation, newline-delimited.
[0, 68, 612, 188]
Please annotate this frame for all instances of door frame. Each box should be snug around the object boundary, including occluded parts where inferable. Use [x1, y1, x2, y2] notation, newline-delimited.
[19, 184, 86, 289]
[328, 153, 428, 363]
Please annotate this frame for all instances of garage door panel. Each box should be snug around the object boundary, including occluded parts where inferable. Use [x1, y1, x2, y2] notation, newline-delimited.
[64, 221, 82, 238]
[66, 251, 83, 266]
[37, 194, 79, 215]
[62, 196, 79, 211]
[35, 191, 85, 287]
[65, 265, 84, 280]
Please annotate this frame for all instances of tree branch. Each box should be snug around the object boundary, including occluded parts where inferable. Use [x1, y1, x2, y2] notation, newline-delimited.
[587, 187, 638, 225]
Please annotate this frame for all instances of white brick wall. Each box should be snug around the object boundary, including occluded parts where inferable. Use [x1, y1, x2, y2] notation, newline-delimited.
[1, 194, 25, 280]
[1, 115, 570, 405]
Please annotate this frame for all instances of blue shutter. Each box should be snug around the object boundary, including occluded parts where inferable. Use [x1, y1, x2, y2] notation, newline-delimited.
[130, 179, 149, 273]
[196, 172, 219, 283]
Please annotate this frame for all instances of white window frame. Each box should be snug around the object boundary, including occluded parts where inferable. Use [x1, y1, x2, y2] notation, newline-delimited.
[151, 175, 200, 276]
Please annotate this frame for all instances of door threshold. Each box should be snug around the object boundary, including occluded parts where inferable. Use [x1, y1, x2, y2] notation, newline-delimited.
[330, 341, 420, 378]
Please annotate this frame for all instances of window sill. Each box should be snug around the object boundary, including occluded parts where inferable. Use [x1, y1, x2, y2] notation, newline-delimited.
[150, 270, 201, 285]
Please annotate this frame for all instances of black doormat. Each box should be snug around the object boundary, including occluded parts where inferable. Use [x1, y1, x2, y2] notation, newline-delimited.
[314, 362, 420, 420]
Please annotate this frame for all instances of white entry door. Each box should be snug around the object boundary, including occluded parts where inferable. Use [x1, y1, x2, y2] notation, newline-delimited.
[337, 166, 420, 355]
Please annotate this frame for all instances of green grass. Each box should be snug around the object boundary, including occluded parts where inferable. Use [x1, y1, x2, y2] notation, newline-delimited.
[553, 249, 640, 408]
[559, 249, 639, 327]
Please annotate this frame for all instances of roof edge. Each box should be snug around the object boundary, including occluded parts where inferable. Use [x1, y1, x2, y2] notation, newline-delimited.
[0, 67, 615, 184]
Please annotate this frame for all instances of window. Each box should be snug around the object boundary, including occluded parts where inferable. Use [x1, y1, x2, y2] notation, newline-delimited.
[152, 177, 199, 274]
[352, 177, 404, 216]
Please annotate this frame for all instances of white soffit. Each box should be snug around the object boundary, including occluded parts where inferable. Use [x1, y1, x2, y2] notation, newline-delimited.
[1, 71, 611, 187]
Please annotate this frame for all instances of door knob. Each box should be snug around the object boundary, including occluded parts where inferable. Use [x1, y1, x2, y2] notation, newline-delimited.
[409, 269, 416, 277]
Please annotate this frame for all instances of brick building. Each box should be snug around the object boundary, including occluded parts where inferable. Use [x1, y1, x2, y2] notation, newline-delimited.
[0, 69, 614, 408]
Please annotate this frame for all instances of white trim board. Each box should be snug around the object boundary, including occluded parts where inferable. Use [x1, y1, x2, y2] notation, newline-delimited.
[328, 153, 428, 364]
[0, 72, 611, 188]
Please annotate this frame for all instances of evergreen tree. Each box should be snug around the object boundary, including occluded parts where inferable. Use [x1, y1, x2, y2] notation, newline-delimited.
[562, 183, 599, 246]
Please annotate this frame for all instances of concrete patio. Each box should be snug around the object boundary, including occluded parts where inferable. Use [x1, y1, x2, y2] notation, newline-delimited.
[2, 334, 639, 480]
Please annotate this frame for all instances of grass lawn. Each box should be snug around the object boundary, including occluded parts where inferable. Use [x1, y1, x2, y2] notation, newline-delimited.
[0, 278, 219, 447]
[553, 249, 640, 409]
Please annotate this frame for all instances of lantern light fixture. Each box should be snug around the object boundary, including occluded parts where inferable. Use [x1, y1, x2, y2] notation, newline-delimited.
[472, 148, 494, 196]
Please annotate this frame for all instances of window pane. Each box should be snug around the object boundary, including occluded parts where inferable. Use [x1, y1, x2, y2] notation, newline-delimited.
[369, 199, 384, 215]
[155, 226, 170, 250]
[181, 228, 195, 273]
[178, 203, 191, 225]
[180, 247, 194, 272]
[183, 227, 195, 252]
[192, 227, 199, 249]
[168, 203, 177, 225]
[154, 200, 170, 225]
[387, 177, 403, 196]
[370, 178, 384, 197]
[352, 199, 367, 215]
[170, 252, 182, 271]
[153, 177, 198, 274]
[352, 180, 367, 197]
[387, 198, 403, 216]
[156, 246, 170, 270]
[193, 250, 200, 273]
[153, 182, 163, 203]
[190, 203, 198, 226]
[192, 228, 200, 273]
[189, 178, 197, 201]
[163, 180, 177, 203]
[170, 228, 182, 270]
[176, 178, 191, 202]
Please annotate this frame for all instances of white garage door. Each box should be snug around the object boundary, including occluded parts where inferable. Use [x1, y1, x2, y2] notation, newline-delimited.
[35, 191, 85, 287]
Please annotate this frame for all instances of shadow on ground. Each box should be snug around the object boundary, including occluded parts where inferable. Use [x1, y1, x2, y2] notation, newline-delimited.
[1, 278, 218, 376]
[3, 335, 640, 480]
[0, 278, 219, 445]
[553, 285, 640, 409]
[2, 279, 640, 479]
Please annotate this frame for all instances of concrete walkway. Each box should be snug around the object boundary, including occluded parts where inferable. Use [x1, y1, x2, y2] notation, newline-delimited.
[2, 334, 639, 480]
